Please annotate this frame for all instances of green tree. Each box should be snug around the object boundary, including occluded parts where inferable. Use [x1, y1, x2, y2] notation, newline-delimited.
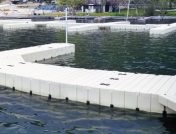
[145, 0, 159, 16]
[59, 0, 85, 7]
[58, 0, 85, 14]
[100, 0, 106, 12]
[169, 0, 176, 9]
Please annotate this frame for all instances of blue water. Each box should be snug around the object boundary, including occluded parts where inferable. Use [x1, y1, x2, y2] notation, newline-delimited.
[0, 28, 176, 133]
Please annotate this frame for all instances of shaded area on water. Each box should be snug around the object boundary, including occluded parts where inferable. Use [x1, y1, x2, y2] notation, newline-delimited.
[0, 87, 175, 134]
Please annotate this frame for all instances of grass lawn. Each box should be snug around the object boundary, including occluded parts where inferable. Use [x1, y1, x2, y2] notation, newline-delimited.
[44, 12, 65, 16]
[43, 9, 176, 17]
[165, 11, 176, 16]
[77, 9, 145, 17]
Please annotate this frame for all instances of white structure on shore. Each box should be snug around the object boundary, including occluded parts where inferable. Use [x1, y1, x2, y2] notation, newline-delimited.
[0, 43, 175, 115]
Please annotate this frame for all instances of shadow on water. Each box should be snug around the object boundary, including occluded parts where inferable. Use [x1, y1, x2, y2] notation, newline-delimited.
[30, 121, 45, 127]
[160, 116, 176, 134]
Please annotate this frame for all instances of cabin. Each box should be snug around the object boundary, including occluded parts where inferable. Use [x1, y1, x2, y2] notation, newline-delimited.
[82, 0, 129, 13]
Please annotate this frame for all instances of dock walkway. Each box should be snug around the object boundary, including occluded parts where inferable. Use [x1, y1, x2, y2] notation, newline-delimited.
[0, 43, 175, 114]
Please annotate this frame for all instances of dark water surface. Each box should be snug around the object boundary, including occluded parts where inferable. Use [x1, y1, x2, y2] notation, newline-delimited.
[0, 28, 176, 133]
[42, 30, 176, 75]
[0, 87, 176, 134]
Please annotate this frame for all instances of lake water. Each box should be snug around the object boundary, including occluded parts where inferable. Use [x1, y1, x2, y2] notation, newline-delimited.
[0, 28, 176, 134]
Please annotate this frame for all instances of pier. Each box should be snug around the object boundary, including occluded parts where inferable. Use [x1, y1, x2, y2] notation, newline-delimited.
[0, 19, 175, 35]
[150, 23, 176, 35]
[0, 43, 175, 114]
[0, 19, 176, 35]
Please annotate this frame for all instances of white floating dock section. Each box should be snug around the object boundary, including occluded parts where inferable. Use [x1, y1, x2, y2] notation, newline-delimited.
[150, 23, 176, 35]
[2, 20, 80, 30]
[3, 22, 36, 30]
[68, 23, 161, 33]
[0, 19, 31, 25]
[1, 19, 170, 35]
[0, 43, 176, 114]
[0, 43, 75, 65]
[1, 19, 176, 35]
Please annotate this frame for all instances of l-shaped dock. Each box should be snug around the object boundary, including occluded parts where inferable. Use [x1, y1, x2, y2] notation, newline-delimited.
[0, 43, 175, 115]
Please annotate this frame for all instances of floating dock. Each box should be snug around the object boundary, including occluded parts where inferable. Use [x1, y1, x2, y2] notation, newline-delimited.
[2, 20, 79, 30]
[68, 23, 161, 33]
[1, 19, 176, 35]
[0, 43, 175, 115]
[150, 23, 176, 35]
